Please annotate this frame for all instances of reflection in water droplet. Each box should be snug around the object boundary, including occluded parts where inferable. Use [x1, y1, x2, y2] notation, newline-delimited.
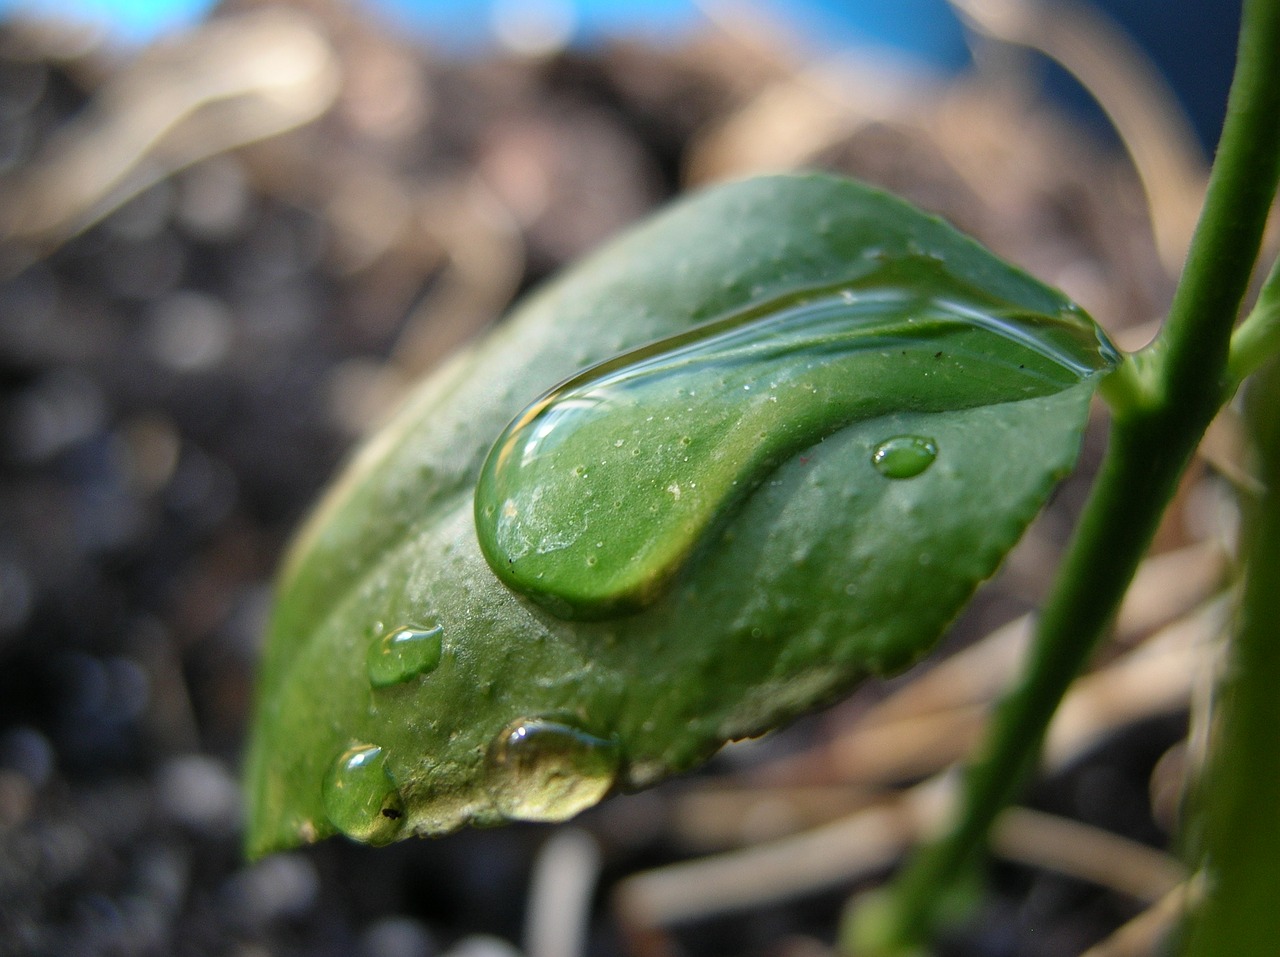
[366, 624, 444, 688]
[486, 718, 619, 822]
[322, 744, 404, 845]
[871, 435, 938, 479]
[476, 267, 1116, 620]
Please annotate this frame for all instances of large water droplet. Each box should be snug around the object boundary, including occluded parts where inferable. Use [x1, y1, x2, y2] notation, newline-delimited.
[485, 718, 619, 822]
[476, 267, 1116, 619]
[366, 624, 443, 688]
[322, 744, 405, 845]
[871, 435, 938, 479]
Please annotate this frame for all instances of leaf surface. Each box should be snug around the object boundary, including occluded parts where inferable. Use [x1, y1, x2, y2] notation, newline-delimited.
[245, 173, 1116, 855]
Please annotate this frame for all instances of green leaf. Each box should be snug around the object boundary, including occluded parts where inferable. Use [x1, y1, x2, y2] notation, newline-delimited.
[244, 173, 1117, 856]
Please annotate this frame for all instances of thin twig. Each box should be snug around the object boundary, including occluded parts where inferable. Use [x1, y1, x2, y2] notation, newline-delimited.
[1080, 878, 1202, 957]
[947, 0, 1206, 274]
[525, 828, 602, 957]
[991, 807, 1184, 904]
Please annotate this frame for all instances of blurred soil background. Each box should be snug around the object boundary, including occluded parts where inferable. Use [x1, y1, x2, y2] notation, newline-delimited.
[0, 1, 1260, 955]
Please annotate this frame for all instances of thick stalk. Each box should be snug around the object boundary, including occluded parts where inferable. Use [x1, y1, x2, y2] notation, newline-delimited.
[843, 0, 1280, 951]
[1181, 360, 1280, 957]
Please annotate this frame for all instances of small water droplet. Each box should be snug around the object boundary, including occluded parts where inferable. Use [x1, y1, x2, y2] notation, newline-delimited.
[871, 435, 938, 479]
[322, 745, 405, 845]
[367, 624, 444, 688]
[485, 718, 619, 822]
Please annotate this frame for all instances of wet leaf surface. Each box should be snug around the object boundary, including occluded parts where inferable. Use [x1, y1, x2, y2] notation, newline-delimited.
[245, 173, 1116, 855]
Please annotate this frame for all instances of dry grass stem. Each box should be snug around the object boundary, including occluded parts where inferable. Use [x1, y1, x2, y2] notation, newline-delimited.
[947, 0, 1205, 273]
[614, 786, 1185, 937]
[1079, 878, 1202, 957]
[991, 807, 1185, 904]
[525, 829, 602, 957]
[612, 778, 951, 932]
[0, 9, 339, 246]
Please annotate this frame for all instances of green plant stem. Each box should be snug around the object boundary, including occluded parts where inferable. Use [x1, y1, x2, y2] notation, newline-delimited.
[1181, 359, 1280, 957]
[842, 0, 1280, 951]
[1228, 254, 1280, 383]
